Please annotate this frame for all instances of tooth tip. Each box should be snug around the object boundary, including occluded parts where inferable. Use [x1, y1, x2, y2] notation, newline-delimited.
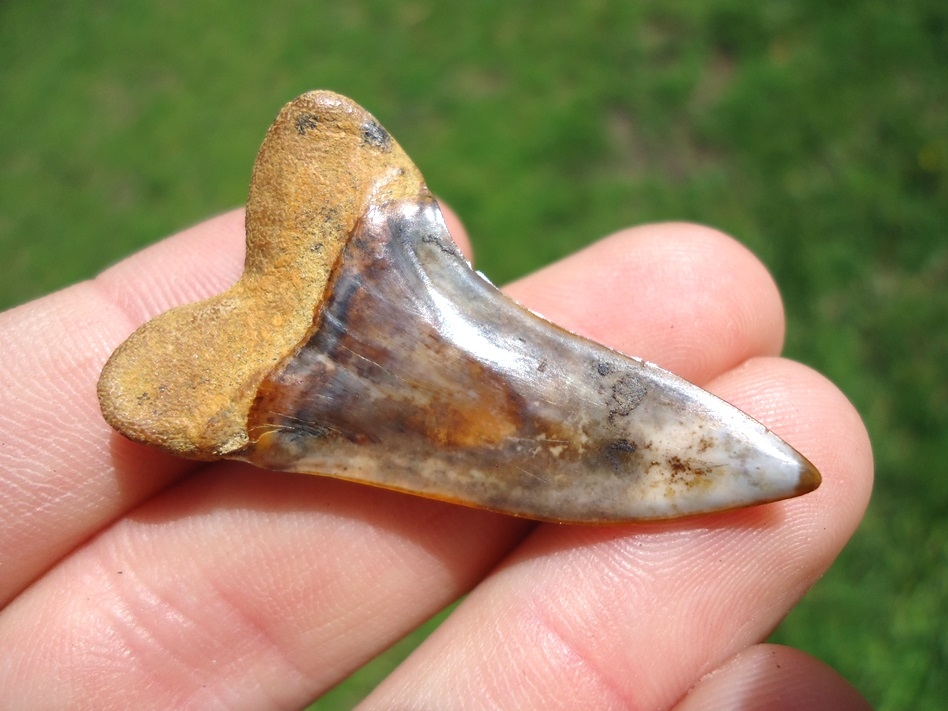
[794, 455, 822, 496]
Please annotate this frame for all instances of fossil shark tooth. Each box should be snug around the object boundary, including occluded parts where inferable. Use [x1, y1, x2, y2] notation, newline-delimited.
[97, 90, 820, 523]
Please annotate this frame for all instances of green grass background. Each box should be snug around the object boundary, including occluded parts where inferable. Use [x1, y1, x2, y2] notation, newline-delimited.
[2, 1, 945, 708]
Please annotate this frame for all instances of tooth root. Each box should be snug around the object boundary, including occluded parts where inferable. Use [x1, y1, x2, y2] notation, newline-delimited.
[244, 197, 819, 522]
[98, 90, 820, 523]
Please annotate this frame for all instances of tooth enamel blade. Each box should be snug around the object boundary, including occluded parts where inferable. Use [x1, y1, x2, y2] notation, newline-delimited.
[244, 198, 820, 522]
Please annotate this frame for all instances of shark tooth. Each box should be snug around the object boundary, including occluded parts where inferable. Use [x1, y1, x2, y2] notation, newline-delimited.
[98, 90, 820, 523]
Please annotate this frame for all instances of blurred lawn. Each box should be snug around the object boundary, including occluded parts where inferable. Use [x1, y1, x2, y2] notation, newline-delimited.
[2, 1, 946, 709]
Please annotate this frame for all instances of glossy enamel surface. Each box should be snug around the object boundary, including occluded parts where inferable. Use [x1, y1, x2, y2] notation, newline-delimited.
[243, 197, 819, 522]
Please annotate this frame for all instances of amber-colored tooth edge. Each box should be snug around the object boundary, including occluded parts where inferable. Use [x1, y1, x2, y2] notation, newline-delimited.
[97, 91, 426, 459]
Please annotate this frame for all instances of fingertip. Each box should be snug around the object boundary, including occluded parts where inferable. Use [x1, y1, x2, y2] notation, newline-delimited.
[675, 644, 872, 711]
[96, 209, 247, 325]
[707, 357, 874, 564]
[615, 222, 788, 371]
[504, 221, 787, 384]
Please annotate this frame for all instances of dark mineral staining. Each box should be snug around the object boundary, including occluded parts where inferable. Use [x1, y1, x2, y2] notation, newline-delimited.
[296, 113, 320, 135]
[603, 438, 640, 473]
[421, 232, 462, 256]
[609, 438, 638, 455]
[609, 374, 648, 422]
[665, 455, 709, 482]
[597, 360, 613, 376]
[361, 120, 391, 150]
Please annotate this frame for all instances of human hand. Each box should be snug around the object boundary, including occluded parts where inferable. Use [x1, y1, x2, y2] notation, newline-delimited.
[0, 207, 872, 709]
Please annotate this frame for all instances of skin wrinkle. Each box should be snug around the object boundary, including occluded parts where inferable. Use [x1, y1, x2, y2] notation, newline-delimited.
[421, 542, 642, 710]
[200, 572, 313, 708]
[535, 543, 687, 708]
[537, 601, 635, 710]
[86, 521, 305, 709]
[501, 592, 634, 711]
[57, 556, 169, 704]
[524, 522, 732, 695]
